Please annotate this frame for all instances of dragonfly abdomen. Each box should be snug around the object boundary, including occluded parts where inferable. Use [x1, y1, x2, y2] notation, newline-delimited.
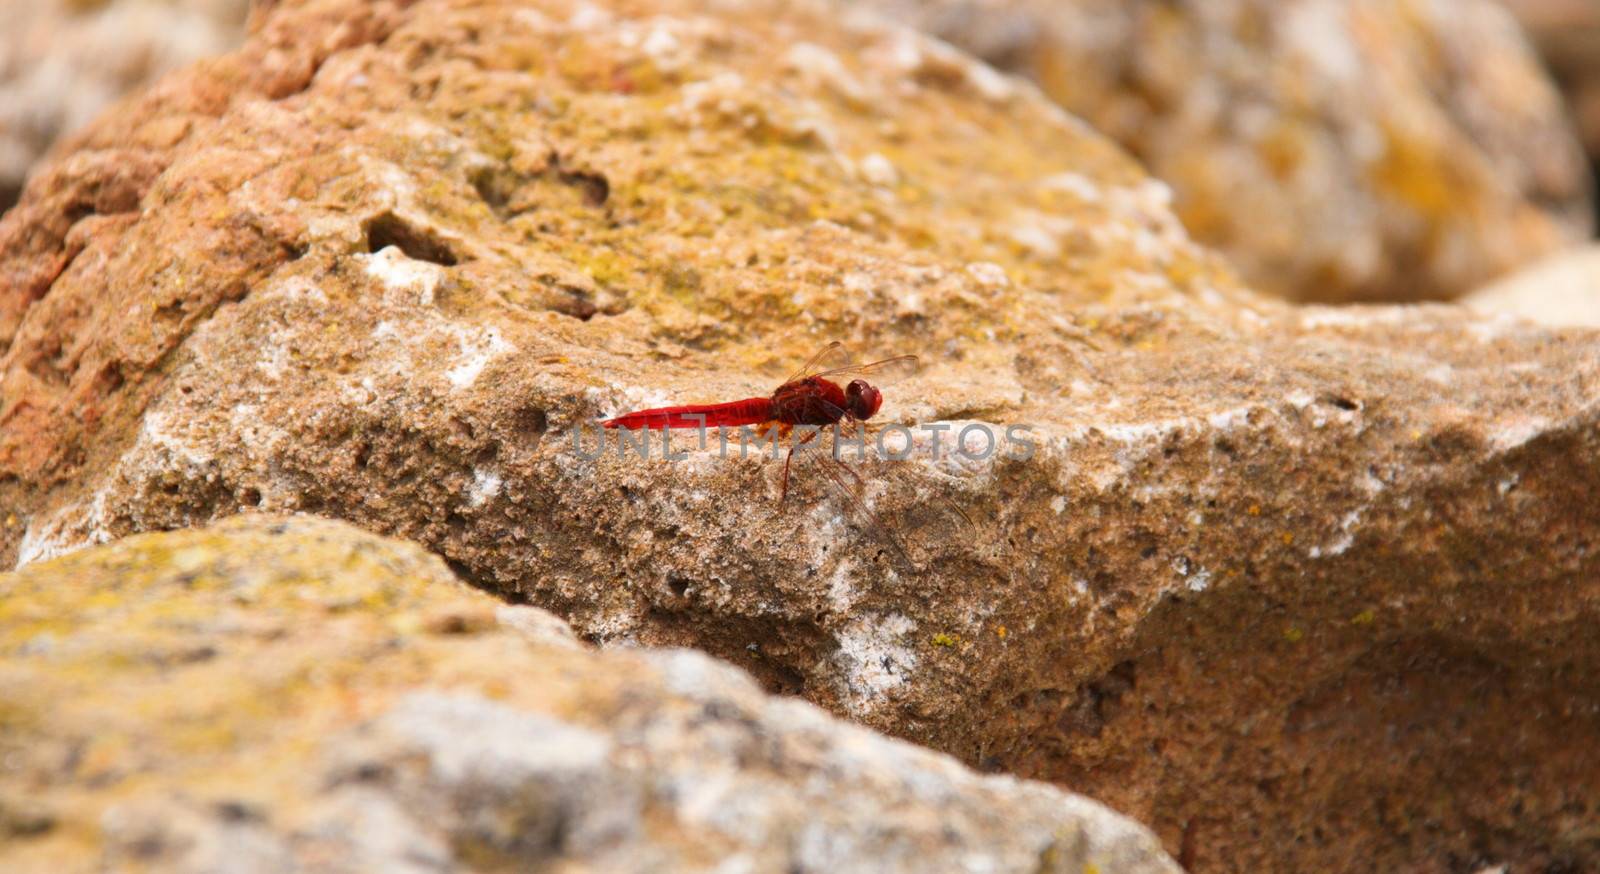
[602, 397, 773, 430]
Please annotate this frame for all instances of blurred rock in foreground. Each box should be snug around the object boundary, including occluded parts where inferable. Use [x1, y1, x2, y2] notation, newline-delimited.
[0, 0, 250, 213]
[2, 0, 1599, 870]
[874, 0, 1594, 303]
[0, 514, 1181, 874]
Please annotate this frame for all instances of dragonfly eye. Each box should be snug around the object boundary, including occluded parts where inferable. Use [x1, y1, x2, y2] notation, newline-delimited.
[846, 380, 882, 419]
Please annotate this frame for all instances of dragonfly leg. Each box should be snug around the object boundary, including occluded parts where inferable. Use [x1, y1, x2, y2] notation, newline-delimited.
[832, 456, 866, 498]
[832, 424, 867, 491]
[779, 426, 823, 504]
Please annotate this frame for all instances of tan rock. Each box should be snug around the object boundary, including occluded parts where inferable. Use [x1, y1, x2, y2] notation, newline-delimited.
[1465, 244, 1600, 327]
[1503, 0, 1600, 161]
[872, 0, 1594, 303]
[2, 0, 1599, 870]
[0, 514, 1180, 873]
[0, 0, 251, 212]
[1507, 0, 1600, 69]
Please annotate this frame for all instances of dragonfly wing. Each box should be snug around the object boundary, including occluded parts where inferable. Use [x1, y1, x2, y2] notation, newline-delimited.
[784, 341, 850, 384]
[808, 354, 920, 385]
[834, 416, 975, 535]
[784, 424, 916, 571]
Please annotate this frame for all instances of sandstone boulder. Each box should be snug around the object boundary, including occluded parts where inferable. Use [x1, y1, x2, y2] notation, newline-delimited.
[3, 0, 1600, 870]
[0, 514, 1180, 872]
[873, 0, 1594, 303]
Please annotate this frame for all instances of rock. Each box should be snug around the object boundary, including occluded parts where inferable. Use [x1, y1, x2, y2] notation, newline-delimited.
[1465, 245, 1600, 327]
[0, 514, 1180, 873]
[0, 0, 251, 213]
[1503, 0, 1600, 165]
[1506, 0, 1600, 75]
[2, 0, 1599, 870]
[871, 0, 1594, 303]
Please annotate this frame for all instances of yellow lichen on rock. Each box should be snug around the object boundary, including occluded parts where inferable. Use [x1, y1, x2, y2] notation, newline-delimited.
[0, 514, 523, 868]
[0, 515, 1179, 873]
[1, 1, 1598, 872]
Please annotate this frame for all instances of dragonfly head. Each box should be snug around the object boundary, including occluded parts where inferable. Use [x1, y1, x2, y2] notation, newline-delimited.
[845, 379, 883, 420]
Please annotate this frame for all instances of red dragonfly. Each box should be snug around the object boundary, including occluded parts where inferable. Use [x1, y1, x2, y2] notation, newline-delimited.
[603, 342, 923, 563]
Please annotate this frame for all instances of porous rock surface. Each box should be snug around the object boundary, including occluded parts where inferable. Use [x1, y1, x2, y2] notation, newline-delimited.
[2, 0, 1599, 870]
[0, 0, 251, 212]
[0, 514, 1180, 872]
[872, 0, 1594, 304]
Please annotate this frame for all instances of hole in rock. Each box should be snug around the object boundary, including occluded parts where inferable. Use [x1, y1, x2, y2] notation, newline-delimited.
[95, 363, 125, 394]
[560, 169, 609, 207]
[364, 212, 459, 266]
[62, 200, 95, 225]
[516, 407, 549, 452]
[213, 800, 263, 823]
[470, 165, 514, 216]
[474, 442, 500, 465]
[444, 556, 493, 591]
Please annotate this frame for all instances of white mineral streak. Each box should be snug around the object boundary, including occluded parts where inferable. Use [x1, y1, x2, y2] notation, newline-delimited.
[363, 246, 445, 306]
[444, 326, 513, 390]
[833, 612, 918, 716]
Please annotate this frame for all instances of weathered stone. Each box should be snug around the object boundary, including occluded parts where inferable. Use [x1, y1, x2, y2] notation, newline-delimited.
[2, 0, 1599, 871]
[0, 0, 251, 213]
[0, 514, 1180, 872]
[872, 0, 1594, 303]
[1504, 0, 1600, 168]
[1466, 245, 1600, 328]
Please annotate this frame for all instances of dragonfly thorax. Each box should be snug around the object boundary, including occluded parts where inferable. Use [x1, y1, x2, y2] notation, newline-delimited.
[772, 377, 853, 426]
